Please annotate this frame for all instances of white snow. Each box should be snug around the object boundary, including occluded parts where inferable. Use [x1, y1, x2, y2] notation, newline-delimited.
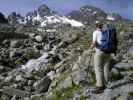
[40, 21, 46, 26]
[35, 35, 43, 42]
[26, 15, 32, 21]
[21, 52, 49, 72]
[45, 29, 56, 32]
[17, 18, 27, 24]
[47, 71, 56, 80]
[92, 11, 97, 15]
[33, 14, 42, 21]
[24, 13, 84, 27]
[37, 28, 56, 32]
[46, 16, 61, 24]
[107, 15, 115, 21]
[61, 16, 84, 27]
[40, 15, 84, 27]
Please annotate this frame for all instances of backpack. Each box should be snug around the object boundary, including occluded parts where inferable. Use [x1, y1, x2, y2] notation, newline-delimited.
[96, 25, 118, 54]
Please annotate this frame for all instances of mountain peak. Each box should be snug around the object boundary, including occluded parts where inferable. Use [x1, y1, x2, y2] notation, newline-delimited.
[67, 5, 107, 25]
[38, 4, 56, 17]
[0, 12, 8, 23]
[5, 4, 124, 27]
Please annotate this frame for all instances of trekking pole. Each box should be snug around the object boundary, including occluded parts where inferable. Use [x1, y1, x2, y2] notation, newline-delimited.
[87, 49, 93, 79]
[87, 51, 92, 81]
[86, 49, 94, 95]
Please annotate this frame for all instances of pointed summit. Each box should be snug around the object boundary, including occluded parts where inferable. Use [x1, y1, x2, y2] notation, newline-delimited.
[38, 4, 56, 17]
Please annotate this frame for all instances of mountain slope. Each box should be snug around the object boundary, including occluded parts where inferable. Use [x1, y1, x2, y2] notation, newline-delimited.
[0, 4, 133, 100]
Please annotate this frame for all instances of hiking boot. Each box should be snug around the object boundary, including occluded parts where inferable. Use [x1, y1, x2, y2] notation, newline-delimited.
[90, 86, 106, 94]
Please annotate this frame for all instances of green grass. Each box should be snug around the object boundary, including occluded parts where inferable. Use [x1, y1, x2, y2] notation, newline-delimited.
[127, 71, 133, 77]
[128, 91, 133, 97]
[111, 94, 120, 100]
[79, 95, 88, 100]
[31, 96, 46, 100]
[111, 72, 124, 81]
[128, 53, 133, 60]
[90, 71, 96, 85]
[47, 83, 79, 100]
[0, 97, 3, 100]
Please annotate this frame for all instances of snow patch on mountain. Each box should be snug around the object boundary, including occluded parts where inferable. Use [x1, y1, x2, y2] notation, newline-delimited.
[61, 16, 84, 27]
[106, 15, 115, 21]
[21, 52, 49, 72]
[26, 14, 84, 27]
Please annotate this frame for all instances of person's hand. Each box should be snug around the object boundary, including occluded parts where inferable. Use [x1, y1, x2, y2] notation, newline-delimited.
[90, 42, 96, 49]
[88, 48, 95, 53]
[89, 44, 93, 49]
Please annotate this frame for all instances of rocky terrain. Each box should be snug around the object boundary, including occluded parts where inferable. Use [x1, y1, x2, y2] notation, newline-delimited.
[0, 4, 133, 100]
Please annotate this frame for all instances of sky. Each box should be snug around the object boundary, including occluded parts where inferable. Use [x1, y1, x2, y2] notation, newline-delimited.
[0, 0, 133, 20]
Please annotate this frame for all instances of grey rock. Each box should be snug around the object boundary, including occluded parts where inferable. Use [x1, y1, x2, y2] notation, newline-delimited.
[128, 46, 133, 59]
[24, 86, 32, 92]
[107, 77, 133, 89]
[11, 84, 18, 88]
[47, 71, 56, 80]
[97, 89, 113, 100]
[28, 80, 34, 86]
[7, 68, 23, 79]
[0, 65, 4, 73]
[34, 35, 43, 42]
[114, 62, 131, 71]
[111, 68, 120, 75]
[23, 97, 31, 100]
[0, 95, 12, 100]
[0, 65, 4, 70]
[0, 75, 4, 80]
[128, 60, 133, 68]
[117, 93, 129, 100]
[59, 76, 73, 89]
[33, 76, 52, 93]
[9, 48, 24, 59]
[48, 79, 58, 91]
[73, 49, 94, 70]
[22, 73, 37, 80]
[0, 87, 30, 97]
[71, 70, 89, 85]
[15, 75, 24, 82]
[85, 83, 133, 100]
[10, 40, 22, 48]
[4, 76, 13, 83]
[30, 94, 43, 100]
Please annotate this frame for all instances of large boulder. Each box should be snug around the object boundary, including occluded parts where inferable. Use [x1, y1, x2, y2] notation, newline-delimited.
[34, 35, 43, 42]
[58, 76, 73, 89]
[72, 49, 94, 70]
[128, 46, 133, 59]
[71, 70, 89, 85]
[33, 76, 52, 93]
[0, 87, 30, 97]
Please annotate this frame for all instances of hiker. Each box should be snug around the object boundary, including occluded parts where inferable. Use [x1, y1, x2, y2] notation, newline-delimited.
[90, 21, 117, 93]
